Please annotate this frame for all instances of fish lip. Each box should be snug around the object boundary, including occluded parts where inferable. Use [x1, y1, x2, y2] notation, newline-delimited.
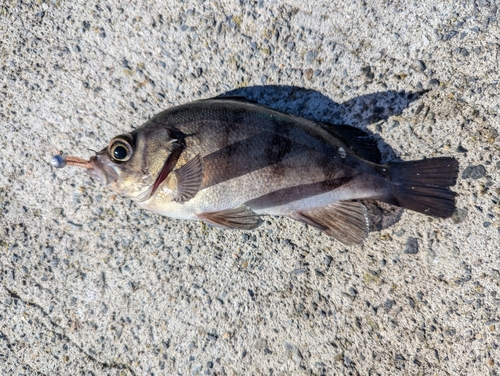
[87, 156, 108, 185]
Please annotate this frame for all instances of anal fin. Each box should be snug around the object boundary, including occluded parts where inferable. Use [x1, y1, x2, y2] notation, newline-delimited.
[198, 205, 263, 230]
[292, 201, 370, 245]
[173, 154, 203, 202]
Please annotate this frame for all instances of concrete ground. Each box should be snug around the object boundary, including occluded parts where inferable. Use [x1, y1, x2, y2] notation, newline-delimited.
[1, 0, 499, 375]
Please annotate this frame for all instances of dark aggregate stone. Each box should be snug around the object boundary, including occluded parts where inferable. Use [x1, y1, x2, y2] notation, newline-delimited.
[417, 60, 427, 72]
[452, 207, 468, 223]
[443, 30, 458, 41]
[323, 255, 333, 267]
[67, 221, 82, 229]
[394, 228, 405, 237]
[207, 334, 217, 341]
[361, 65, 372, 74]
[369, 269, 380, 276]
[455, 274, 471, 284]
[404, 237, 419, 254]
[414, 104, 425, 115]
[343, 355, 352, 367]
[305, 51, 318, 63]
[296, 303, 305, 315]
[384, 299, 396, 311]
[445, 328, 456, 337]
[407, 297, 415, 309]
[462, 164, 486, 179]
[434, 349, 439, 360]
[428, 78, 440, 86]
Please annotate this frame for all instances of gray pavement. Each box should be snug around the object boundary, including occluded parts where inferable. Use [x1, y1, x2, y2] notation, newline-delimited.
[1, 0, 499, 375]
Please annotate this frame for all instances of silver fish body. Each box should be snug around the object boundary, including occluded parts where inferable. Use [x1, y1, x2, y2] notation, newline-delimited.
[69, 97, 458, 245]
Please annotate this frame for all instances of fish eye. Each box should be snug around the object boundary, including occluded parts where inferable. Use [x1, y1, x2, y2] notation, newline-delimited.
[108, 138, 133, 162]
[113, 145, 128, 160]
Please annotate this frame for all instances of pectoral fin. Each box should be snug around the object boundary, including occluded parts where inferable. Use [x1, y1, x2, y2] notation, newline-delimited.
[291, 201, 370, 245]
[173, 154, 203, 202]
[198, 205, 263, 230]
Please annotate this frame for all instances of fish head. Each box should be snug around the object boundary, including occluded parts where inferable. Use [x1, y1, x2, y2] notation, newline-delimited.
[87, 127, 178, 200]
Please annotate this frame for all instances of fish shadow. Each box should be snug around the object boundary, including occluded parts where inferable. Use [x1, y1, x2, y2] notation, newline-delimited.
[221, 85, 427, 232]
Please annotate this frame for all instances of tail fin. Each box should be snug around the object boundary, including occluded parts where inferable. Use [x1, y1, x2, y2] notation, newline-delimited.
[388, 157, 459, 218]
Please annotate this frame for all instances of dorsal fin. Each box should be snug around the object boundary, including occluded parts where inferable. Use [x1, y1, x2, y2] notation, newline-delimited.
[319, 123, 382, 163]
[208, 95, 261, 105]
[206, 97, 382, 163]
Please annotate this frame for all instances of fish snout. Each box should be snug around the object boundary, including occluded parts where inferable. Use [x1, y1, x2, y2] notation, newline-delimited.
[87, 155, 108, 185]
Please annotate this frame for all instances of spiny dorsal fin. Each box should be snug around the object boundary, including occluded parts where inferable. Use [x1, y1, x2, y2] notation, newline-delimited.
[319, 122, 382, 163]
[292, 201, 370, 245]
[173, 154, 204, 202]
[198, 205, 263, 230]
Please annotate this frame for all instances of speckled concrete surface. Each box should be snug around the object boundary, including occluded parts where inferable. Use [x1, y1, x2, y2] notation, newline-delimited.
[1, 1, 499, 375]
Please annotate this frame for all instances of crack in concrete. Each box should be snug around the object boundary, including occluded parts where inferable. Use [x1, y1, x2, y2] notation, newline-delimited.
[4, 286, 137, 376]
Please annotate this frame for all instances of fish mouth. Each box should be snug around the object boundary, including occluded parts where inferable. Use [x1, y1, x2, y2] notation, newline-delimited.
[87, 155, 108, 185]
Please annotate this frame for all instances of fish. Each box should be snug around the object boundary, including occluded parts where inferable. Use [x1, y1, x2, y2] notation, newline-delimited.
[52, 97, 459, 245]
